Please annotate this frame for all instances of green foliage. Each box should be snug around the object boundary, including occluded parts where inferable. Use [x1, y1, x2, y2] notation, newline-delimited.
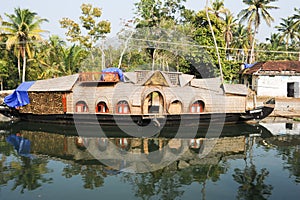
[0, 8, 48, 83]
[134, 0, 187, 28]
[0, 1, 299, 90]
[60, 3, 111, 49]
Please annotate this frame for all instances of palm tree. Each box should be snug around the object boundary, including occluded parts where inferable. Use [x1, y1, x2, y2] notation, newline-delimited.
[0, 8, 48, 82]
[291, 8, 300, 34]
[61, 45, 86, 75]
[223, 11, 237, 55]
[231, 24, 250, 62]
[208, 0, 228, 19]
[291, 8, 300, 60]
[37, 36, 66, 79]
[206, 0, 224, 82]
[276, 17, 299, 50]
[238, 0, 278, 63]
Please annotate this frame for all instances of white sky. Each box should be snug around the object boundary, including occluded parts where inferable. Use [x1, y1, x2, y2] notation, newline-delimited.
[1, 0, 299, 42]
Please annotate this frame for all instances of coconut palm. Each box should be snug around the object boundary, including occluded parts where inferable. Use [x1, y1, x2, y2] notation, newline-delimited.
[223, 11, 237, 54]
[291, 8, 300, 60]
[37, 36, 66, 79]
[238, 0, 278, 63]
[291, 8, 300, 35]
[61, 45, 86, 75]
[276, 17, 299, 50]
[231, 24, 250, 62]
[0, 8, 48, 82]
[208, 0, 228, 19]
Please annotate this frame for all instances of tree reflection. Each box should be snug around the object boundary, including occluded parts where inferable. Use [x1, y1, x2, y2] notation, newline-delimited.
[262, 135, 300, 184]
[285, 146, 300, 183]
[276, 144, 300, 183]
[233, 166, 273, 200]
[0, 136, 52, 193]
[9, 157, 52, 193]
[233, 137, 273, 200]
[62, 163, 105, 189]
[122, 162, 227, 200]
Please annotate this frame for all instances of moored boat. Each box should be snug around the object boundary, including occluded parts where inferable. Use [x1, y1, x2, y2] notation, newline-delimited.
[1, 68, 275, 126]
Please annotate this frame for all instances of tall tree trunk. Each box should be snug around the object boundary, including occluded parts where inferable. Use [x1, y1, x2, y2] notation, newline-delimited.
[152, 48, 156, 71]
[249, 27, 257, 64]
[17, 54, 21, 81]
[118, 30, 134, 69]
[206, 0, 224, 82]
[22, 48, 26, 82]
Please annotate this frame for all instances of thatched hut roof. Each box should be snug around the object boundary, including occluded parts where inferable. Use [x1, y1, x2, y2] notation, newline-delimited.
[29, 74, 79, 92]
[223, 84, 248, 96]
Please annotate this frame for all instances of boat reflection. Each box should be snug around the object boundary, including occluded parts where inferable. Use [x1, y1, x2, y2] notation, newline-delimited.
[0, 121, 299, 198]
[0, 121, 273, 171]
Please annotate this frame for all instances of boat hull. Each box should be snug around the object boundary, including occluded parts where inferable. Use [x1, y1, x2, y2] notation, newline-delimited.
[16, 112, 257, 126]
[1, 98, 275, 127]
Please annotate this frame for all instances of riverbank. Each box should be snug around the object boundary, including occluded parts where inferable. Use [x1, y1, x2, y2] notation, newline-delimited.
[0, 90, 14, 122]
[246, 96, 300, 121]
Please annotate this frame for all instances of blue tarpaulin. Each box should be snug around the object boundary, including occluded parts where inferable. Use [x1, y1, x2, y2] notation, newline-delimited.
[6, 134, 31, 157]
[101, 67, 125, 82]
[4, 81, 35, 108]
[244, 63, 256, 69]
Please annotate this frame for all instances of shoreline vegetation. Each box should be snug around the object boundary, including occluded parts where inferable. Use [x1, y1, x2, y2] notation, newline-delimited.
[0, 0, 299, 90]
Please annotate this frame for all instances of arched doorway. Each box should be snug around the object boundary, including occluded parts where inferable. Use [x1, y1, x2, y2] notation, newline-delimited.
[143, 91, 164, 115]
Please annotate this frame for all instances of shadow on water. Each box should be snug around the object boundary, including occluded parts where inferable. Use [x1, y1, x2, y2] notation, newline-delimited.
[1, 120, 274, 138]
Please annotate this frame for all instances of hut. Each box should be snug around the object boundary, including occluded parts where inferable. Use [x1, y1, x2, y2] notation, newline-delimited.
[240, 61, 300, 98]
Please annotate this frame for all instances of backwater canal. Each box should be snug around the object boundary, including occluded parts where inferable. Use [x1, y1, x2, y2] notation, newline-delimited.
[0, 121, 299, 200]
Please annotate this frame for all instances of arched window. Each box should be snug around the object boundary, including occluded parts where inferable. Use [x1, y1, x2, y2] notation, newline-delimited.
[96, 101, 109, 113]
[76, 101, 89, 112]
[168, 100, 182, 114]
[116, 100, 130, 114]
[190, 100, 205, 113]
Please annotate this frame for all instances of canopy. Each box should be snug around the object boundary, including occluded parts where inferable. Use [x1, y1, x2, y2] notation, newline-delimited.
[4, 81, 35, 108]
[102, 67, 125, 82]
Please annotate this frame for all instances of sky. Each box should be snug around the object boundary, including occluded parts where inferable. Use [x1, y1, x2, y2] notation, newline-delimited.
[1, 0, 300, 42]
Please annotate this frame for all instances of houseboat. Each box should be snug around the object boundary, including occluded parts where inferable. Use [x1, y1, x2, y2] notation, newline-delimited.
[2, 69, 275, 126]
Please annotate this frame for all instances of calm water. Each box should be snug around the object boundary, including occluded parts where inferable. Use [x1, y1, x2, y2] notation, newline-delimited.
[0, 121, 299, 200]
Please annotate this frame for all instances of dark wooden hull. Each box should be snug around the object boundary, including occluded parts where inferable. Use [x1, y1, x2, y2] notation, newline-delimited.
[16, 112, 238, 125]
[1, 98, 275, 129]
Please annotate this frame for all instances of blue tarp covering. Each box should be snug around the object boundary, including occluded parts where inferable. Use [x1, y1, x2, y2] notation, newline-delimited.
[4, 81, 35, 108]
[244, 63, 256, 69]
[6, 134, 31, 157]
[101, 67, 125, 82]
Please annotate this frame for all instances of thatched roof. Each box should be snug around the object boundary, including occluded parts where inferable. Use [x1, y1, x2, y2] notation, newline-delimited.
[241, 61, 300, 75]
[179, 74, 194, 87]
[190, 77, 223, 93]
[139, 71, 173, 86]
[29, 74, 79, 92]
[124, 72, 137, 83]
[224, 84, 248, 96]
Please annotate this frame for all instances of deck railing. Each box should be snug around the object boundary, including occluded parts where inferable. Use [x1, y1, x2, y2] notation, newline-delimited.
[79, 72, 120, 82]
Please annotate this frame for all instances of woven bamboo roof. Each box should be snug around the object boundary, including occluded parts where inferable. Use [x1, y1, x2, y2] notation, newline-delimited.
[223, 84, 248, 96]
[241, 61, 300, 75]
[190, 77, 223, 93]
[124, 72, 137, 83]
[29, 74, 79, 92]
